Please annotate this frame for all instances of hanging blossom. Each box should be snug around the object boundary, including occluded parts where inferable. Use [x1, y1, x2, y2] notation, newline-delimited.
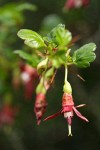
[44, 65, 89, 136]
[34, 93, 48, 125]
[34, 67, 55, 125]
[34, 78, 50, 125]
[20, 62, 39, 99]
[64, 0, 90, 10]
[12, 61, 39, 99]
[44, 92, 88, 136]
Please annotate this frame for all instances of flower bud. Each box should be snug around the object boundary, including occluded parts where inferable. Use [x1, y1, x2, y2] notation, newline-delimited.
[34, 93, 48, 125]
[63, 81, 72, 94]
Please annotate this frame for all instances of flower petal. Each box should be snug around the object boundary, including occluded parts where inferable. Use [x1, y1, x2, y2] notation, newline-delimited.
[73, 107, 89, 122]
[43, 110, 62, 121]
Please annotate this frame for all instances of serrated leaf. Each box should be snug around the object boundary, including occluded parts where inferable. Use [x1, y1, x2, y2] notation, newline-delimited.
[72, 43, 96, 68]
[50, 51, 66, 68]
[17, 29, 46, 49]
[14, 50, 40, 67]
[43, 24, 72, 47]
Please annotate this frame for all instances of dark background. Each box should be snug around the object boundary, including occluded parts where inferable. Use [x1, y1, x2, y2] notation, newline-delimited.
[0, 0, 100, 150]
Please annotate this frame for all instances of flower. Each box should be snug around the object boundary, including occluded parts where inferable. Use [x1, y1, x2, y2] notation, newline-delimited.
[12, 61, 39, 99]
[64, 0, 90, 10]
[20, 62, 39, 99]
[44, 93, 89, 136]
[34, 93, 48, 125]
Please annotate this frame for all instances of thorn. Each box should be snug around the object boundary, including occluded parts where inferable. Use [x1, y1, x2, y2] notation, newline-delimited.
[77, 74, 85, 82]
[69, 68, 85, 82]
[76, 104, 86, 108]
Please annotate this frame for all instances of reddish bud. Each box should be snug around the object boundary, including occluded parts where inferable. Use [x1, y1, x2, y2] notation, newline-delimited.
[34, 93, 47, 125]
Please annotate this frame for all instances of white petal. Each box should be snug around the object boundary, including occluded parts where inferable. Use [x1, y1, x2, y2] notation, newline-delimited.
[64, 111, 73, 118]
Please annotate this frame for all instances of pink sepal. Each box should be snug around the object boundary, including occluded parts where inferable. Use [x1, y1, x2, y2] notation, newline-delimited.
[44, 109, 62, 121]
[73, 106, 89, 122]
[37, 119, 41, 125]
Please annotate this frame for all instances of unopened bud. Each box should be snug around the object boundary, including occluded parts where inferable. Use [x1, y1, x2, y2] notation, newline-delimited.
[63, 81, 72, 94]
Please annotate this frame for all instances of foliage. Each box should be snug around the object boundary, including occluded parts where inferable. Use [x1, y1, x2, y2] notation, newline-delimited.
[16, 24, 96, 70]
[16, 24, 96, 135]
[17, 29, 46, 49]
[72, 43, 96, 67]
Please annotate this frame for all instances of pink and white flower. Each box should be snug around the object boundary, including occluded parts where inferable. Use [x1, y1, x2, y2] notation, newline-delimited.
[44, 93, 89, 136]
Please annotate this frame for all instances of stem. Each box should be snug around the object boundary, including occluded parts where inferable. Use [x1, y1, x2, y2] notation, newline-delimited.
[64, 65, 68, 83]
[42, 57, 49, 90]
[63, 49, 72, 94]
[64, 49, 71, 83]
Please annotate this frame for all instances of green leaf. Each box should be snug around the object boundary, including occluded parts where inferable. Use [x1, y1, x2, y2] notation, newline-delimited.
[72, 43, 96, 68]
[14, 50, 40, 67]
[43, 24, 72, 47]
[50, 51, 66, 68]
[17, 29, 46, 49]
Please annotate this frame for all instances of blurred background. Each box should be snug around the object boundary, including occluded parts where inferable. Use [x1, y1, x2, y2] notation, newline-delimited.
[0, 0, 100, 150]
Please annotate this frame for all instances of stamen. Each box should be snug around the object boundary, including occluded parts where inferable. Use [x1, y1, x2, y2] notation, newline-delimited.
[68, 124, 72, 136]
